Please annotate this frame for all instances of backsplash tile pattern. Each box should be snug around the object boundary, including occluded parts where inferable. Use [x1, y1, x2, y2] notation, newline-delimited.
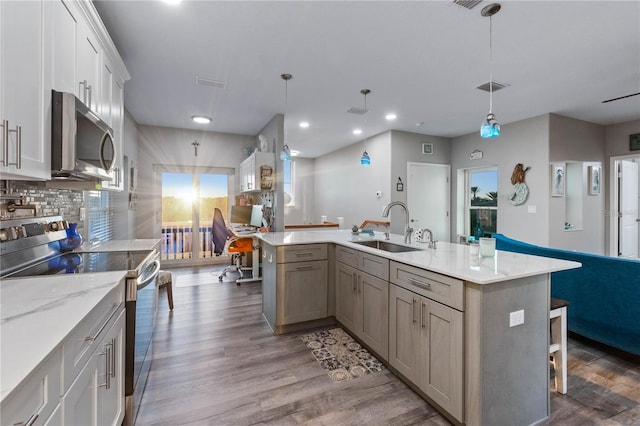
[1, 181, 83, 225]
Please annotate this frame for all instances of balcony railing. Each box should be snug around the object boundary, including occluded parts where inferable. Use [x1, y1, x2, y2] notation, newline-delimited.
[161, 223, 217, 261]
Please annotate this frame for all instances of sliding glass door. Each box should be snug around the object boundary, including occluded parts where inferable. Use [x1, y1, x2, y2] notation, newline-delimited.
[158, 165, 233, 265]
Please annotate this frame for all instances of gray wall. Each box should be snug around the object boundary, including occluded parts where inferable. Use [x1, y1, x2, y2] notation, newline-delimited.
[314, 131, 391, 231]
[389, 130, 451, 234]
[451, 115, 551, 246]
[548, 114, 606, 254]
[285, 157, 315, 224]
[135, 125, 255, 238]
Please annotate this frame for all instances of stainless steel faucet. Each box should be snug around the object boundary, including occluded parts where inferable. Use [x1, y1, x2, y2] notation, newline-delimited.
[382, 201, 413, 244]
[423, 228, 437, 249]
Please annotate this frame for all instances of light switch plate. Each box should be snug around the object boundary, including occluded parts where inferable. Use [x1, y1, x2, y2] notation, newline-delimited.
[509, 309, 525, 327]
[528, 205, 536, 214]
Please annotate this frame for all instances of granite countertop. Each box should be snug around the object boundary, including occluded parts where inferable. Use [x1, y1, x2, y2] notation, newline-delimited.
[255, 230, 581, 284]
[0, 271, 127, 402]
[77, 238, 161, 252]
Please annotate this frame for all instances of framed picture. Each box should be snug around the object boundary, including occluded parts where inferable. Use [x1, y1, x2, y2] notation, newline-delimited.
[630, 133, 640, 151]
[551, 163, 565, 197]
[589, 165, 601, 195]
[422, 142, 433, 155]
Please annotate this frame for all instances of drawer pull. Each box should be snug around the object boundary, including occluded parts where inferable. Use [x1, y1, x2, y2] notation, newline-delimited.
[294, 251, 314, 257]
[295, 265, 314, 271]
[408, 277, 431, 291]
[84, 304, 121, 343]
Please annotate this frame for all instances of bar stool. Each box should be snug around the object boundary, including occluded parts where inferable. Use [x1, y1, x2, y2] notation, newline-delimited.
[157, 270, 174, 310]
[550, 297, 569, 394]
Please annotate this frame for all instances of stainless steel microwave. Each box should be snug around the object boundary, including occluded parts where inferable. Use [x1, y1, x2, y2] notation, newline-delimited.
[51, 90, 115, 181]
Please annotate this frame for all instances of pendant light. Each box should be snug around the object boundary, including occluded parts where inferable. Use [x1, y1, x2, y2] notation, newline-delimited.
[359, 89, 371, 165]
[280, 73, 292, 161]
[480, 3, 501, 139]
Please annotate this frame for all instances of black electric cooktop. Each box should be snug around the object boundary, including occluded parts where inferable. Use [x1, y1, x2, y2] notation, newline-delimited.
[5, 251, 153, 278]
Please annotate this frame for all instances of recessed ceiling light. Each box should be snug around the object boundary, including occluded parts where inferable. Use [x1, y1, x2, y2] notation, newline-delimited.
[353, 129, 362, 135]
[416, 121, 424, 127]
[299, 122, 309, 128]
[385, 113, 397, 120]
[290, 150, 300, 157]
[192, 115, 211, 124]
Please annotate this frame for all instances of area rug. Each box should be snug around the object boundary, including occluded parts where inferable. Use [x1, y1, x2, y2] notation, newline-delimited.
[301, 327, 384, 383]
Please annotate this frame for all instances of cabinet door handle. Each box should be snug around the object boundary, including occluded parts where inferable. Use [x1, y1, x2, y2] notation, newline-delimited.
[79, 80, 88, 104]
[421, 302, 427, 329]
[87, 84, 92, 109]
[4, 125, 21, 168]
[1, 120, 8, 166]
[16, 413, 39, 426]
[408, 277, 431, 291]
[412, 298, 417, 324]
[98, 344, 111, 389]
[352, 272, 357, 291]
[110, 337, 117, 377]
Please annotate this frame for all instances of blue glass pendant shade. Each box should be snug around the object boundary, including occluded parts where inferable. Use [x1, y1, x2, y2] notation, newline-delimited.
[480, 113, 500, 138]
[280, 144, 291, 161]
[360, 151, 371, 165]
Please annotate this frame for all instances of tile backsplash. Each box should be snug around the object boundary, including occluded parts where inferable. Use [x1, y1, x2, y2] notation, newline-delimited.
[1, 181, 83, 224]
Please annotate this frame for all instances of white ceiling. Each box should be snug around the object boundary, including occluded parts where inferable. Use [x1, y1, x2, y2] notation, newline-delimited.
[93, 0, 640, 158]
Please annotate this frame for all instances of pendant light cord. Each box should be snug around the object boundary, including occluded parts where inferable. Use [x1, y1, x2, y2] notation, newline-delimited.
[489, 15, 494, 114]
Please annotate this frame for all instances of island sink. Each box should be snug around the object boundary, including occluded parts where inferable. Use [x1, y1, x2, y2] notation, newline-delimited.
[352, 240, 421, 253]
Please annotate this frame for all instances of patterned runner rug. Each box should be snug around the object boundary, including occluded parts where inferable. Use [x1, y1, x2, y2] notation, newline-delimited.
[301, 327, 384, 383]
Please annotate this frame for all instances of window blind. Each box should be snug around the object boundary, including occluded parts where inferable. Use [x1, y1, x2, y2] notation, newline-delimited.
[85, 190, 113, 243]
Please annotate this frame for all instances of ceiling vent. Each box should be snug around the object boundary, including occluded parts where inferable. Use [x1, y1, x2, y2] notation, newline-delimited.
[196, 76, 226, 88]
[347, 106, 368, 115]
[453, 0, 483, 10]
[477, 81, 509, 92]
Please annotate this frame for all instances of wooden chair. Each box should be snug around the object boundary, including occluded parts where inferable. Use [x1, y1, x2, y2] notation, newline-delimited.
[157, 270, 174, 310]
[550, 297, 569, 394]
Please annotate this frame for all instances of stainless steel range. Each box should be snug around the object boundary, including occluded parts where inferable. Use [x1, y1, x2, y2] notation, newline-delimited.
[0, 215, 160, 426]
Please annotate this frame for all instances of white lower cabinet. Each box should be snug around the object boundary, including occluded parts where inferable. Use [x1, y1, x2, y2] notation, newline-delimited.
[389, 283, 463, 422]
[0, 348, 62, 426]
[62, 307, 125, 426]
[335, 247, 389, 359]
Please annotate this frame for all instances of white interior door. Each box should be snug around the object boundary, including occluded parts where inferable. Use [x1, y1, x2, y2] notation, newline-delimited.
[407, 162, 450, 242]
[619, 159, 639, 258]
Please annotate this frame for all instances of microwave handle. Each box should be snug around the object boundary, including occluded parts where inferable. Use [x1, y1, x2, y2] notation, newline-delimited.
[99, 131, 115, 172]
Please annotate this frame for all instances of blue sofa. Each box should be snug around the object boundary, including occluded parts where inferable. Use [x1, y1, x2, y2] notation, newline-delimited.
[494, 234, 640, 356]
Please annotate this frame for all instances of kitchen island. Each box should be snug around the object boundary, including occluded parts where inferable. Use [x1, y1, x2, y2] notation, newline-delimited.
[255, 229, 581, 426]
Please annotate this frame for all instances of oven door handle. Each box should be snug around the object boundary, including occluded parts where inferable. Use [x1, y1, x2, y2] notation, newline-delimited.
[137, 259, 161, 289]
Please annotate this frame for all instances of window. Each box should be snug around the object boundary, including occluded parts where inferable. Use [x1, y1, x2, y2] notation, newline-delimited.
[86, 190, 113, 242]
[467, 168, 498, 239]
[283, 158, 294, 206]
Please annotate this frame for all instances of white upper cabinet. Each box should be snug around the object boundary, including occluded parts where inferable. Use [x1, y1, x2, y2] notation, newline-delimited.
[0, 0, 50, 180]
[76, 14, 101, 114]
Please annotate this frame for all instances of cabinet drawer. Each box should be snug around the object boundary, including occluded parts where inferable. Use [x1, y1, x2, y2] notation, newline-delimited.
[336, 245, 358, 268]
[390, 261, 463, 311]
[1, 348, 62, 426]
[278, 244, 327, 263]
[62, 282, 124, 391]
[358, 252, 389, 281]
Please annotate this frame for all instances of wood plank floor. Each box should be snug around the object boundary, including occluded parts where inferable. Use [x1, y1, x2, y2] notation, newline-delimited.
[137, 266, 640, 425]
